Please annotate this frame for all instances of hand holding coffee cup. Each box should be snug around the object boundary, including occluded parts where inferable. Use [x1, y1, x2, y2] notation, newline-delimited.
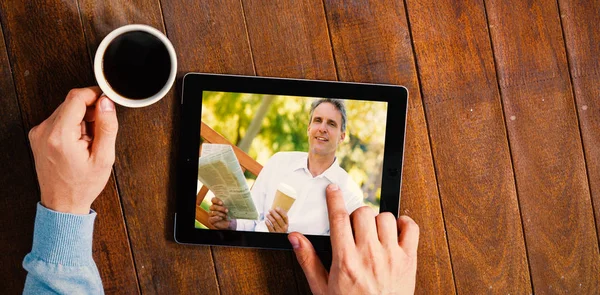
[266, 183, 297, 233]
[266, 207, 289, 233]
[94, 24, 177, 108]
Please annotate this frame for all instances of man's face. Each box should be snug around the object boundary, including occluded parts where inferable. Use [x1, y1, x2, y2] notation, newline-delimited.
[307, 102, 346, 158]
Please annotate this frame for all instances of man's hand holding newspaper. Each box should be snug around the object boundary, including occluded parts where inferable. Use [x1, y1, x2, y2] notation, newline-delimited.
[198, 144, 258, 220]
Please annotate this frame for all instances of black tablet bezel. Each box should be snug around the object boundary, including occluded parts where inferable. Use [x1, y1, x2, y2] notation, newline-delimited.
[175, 73, 408, 251]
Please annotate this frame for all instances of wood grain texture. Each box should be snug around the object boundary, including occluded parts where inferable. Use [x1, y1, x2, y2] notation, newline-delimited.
[3, 0, 598, 293]
[0, 1, 138, 293]
[0, 19, 39, 293]
[404, 0, 531, 293]
[485, 0, 600, 292]
[242, 0, 335, 79]
[558, 0, 600, 246]
[161, 0, 255, 75]
[160, 1, 301, 294]
[77, 1, 220, 293]
[322, 0, 455, 293]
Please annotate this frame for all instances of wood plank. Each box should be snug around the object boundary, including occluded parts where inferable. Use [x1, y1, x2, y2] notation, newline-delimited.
[240, 1, 338, 293]
[197, 185, 210, 206]
[196, 206, 216, 229]
[322, 0, 455, 293]
[76, 1, 220, 293]
[485, 0, 600, 292]
[242, 1, 335, 79]
[160, 1, 301, 294]
[0, 1, 138, 293]
[0, 18, 40, 294]
[558, 0, 600, 248]
[404, 0, 532, 293]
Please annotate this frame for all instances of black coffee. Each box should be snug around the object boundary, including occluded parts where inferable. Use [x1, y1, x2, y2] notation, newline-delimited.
[102, 31, 171, 99]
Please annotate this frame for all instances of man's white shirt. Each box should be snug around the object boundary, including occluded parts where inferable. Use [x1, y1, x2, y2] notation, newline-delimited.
[236, 152, 364, 235]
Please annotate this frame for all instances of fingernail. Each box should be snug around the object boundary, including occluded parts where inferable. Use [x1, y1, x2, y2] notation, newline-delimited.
[328, 183, 340, 191]
[100, 97, 115, 112]
[288, 235, 300, 249]
[225, 209, 228, 213]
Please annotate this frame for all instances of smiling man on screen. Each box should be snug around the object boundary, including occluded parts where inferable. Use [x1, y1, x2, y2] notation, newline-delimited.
[208, 98, 364, 235]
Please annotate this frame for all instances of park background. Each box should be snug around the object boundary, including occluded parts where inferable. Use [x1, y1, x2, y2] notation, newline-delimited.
[196, 91, 388, 227]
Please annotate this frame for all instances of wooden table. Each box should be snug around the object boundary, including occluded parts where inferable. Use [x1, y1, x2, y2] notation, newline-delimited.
[1, 1, 599, 294]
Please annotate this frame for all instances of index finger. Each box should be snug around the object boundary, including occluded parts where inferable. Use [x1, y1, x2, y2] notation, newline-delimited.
[55, 87, 102, 127]
[326, 184, 355, 254]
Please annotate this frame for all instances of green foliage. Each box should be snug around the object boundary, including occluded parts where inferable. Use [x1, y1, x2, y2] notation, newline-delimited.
[195, 219, 208, 229]
[201, 91, 387, 209]
[195, 199, 211, 229]
[200, 198, 211, 211]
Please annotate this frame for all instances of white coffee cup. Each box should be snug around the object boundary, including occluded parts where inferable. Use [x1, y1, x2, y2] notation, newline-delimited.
[94, 24, 177, 108]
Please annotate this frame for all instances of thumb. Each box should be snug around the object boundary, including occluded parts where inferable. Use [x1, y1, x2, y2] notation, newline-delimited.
[92, 96, 118, 166]
[288, 232, 328, 294]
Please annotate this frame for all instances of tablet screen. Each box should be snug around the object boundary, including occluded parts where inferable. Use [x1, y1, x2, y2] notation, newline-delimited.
[195, 91, 388, 236]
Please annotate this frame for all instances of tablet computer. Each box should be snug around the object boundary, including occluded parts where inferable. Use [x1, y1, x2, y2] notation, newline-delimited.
[175, 73, 408, 251]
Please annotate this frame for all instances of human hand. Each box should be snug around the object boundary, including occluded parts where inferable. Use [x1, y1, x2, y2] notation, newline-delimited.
[265, 207, 289, 233]
[288, 184, 419, 295]
[208, 197, 235, 230]
[28, 87, 118, 215]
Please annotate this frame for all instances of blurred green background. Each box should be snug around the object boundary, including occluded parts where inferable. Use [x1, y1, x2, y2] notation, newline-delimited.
[199, 91, 388, 211]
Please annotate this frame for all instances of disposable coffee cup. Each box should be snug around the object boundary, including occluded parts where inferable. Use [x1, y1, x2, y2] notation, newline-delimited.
[94, 24, 177, 108]
[271, 183, 297, 212]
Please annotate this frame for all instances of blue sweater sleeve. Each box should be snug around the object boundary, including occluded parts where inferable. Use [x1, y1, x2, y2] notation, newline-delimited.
[22, 203, 104, 294]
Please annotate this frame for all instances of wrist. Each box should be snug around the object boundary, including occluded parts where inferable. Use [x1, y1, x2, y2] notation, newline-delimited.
[228, 219, 237, 230]
[40, 199, 91, 215]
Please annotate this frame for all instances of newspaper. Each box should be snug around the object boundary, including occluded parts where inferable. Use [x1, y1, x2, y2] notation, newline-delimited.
[198, 144, 258, 220]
